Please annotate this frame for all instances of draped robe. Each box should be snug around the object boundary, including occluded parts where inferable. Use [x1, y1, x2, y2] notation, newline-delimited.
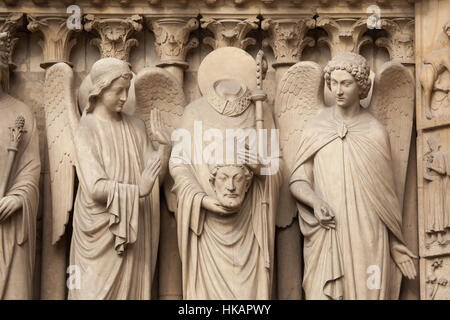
[424, 150, 450, 234]
[0, 95, 40, 299]
[169, 94, 281, 300]
[69, 113, 159, 300]
[290, 107, 405, 300]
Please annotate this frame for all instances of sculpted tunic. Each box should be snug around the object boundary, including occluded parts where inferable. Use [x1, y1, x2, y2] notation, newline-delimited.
[170, 89, 281, 299]
[290, 107, 404, 300]
[0, 95, 40, 299]
[69, 113, 159, 300]
[425, 150, 450, 234]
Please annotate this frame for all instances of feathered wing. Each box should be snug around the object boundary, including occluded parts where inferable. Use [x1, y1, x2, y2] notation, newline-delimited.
[369, 61, 415, 210]
[274, 61, 325, 228]
[134, 67, 185, 139]
[369, 61, 415, 299]
[134, 67, 185, 281]
[44, 62, 80, 244]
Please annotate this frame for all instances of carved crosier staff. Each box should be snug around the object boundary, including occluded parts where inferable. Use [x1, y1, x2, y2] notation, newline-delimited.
[0, 116, 26, 198]
[252, 50, 271, 268]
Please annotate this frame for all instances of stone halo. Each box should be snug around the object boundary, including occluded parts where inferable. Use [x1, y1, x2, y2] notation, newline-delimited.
[197, 47, 257, 96]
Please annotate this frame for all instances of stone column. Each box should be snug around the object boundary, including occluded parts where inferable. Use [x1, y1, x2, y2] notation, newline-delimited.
[375, 17, 419, 300]
[200, 16, 258, 50]
[261, 17, 315, 85]
[0, 13, 23, 71]
[27, 14, 81, 300]
[261, 16, 315, 300]
[316, 16, 371, 58]
[149, 17, 199, 84]
[84, 14, 143, 62]
[415, 0, 450, 300]
[376, 18, 415, 66]
[27, 15, 81, 69]
[147, 16, 199, 300]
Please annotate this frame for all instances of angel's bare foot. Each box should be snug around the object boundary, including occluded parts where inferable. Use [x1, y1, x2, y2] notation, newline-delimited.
[426, 109, 434, 119]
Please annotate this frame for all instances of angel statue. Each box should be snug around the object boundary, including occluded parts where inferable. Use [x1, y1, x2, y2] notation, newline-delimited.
[169, 47, 282, 299]
[44, 57, 173, 299]
[0, 32, 40, 300]
[276, 52, 417, 300]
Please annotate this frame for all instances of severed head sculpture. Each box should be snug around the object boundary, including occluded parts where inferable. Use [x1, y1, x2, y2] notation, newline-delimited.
[209, 164, 253, 212]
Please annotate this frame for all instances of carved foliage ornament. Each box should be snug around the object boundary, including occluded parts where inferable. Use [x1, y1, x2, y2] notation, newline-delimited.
[150, 18, 199, 66]
[27, 15, 81, 68]
[375, 18, 415, 64]
[200, 17, 258, 50]
[0, 13, 23, 68]
[261, 18, 315, 67]
[84, 15, 143, 62]
[426, 259, 449, 300]
[316, 17, 371, 57]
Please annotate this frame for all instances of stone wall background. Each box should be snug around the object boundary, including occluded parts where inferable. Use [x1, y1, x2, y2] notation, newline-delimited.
[1, 0, 420, 299]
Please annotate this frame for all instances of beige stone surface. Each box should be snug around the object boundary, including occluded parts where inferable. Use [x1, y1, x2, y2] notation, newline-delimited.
[0, 0, 431, 300]
[415, 0, 450, 300]
[0, 22, 40, 299]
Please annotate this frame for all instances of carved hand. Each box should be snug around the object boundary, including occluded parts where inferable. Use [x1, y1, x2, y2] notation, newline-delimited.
[0, 195, 22, 223]
[150, 109, 171, 146]
[313, 198, 336, 230]
[201, 195, 237, 215]
[391, 242, 417, 280]
[139, 158, 161, 197]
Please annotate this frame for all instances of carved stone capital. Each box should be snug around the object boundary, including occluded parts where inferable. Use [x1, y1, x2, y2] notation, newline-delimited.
[0, 13, 23, 68]
[375, 18, 415, 65]
[316, 17, 371, 57]
[149, 17, 199, 69]
[261, 18, 315, 68]
[27, 15, 81, 69]
[200, 17, 258, 50]
[84, 15, 143, 62]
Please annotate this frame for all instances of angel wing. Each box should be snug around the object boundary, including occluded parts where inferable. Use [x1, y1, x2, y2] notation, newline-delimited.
[134, 67, 185, 216]
[134, 67, 185, 139]
[44, 62, 80, 244]
[274, 61, 325, 228]
[369, 61, 415, 208]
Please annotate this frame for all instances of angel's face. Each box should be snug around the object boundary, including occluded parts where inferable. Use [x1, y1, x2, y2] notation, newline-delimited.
[99, 76, 131, 113]
[330, 70, 360, 109]
[212, 166, 251, 211]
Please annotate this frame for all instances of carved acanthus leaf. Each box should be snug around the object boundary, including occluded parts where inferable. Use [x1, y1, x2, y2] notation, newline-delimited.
[27, 15, 81, 68]
[316, 17, 371, 57]
[84, 14, 143, 62]
[149, 17, 199, 67]
[375, 18, 415, 64]
[0, 13, 23, 67]
[261, 18, 315, 67]
[201, 17, 258, 50]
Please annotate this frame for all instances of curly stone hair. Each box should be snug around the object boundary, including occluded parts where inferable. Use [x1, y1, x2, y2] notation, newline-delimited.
[209, 164, 253, 188]
[324, 52, 371, 100]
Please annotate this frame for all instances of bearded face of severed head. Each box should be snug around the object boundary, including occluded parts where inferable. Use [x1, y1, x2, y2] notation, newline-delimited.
[209, 165, 253, 211]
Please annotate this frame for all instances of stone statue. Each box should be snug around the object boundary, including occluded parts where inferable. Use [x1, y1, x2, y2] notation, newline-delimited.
[424, 135, 450, 245]
[420, 20, 450, 119]
[45, 58, 171, 299]
[279, 52, 416, 299]
[209, 165, 253, 211]
[0, 32, 40, 299]
[169, 47, 281, 299]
